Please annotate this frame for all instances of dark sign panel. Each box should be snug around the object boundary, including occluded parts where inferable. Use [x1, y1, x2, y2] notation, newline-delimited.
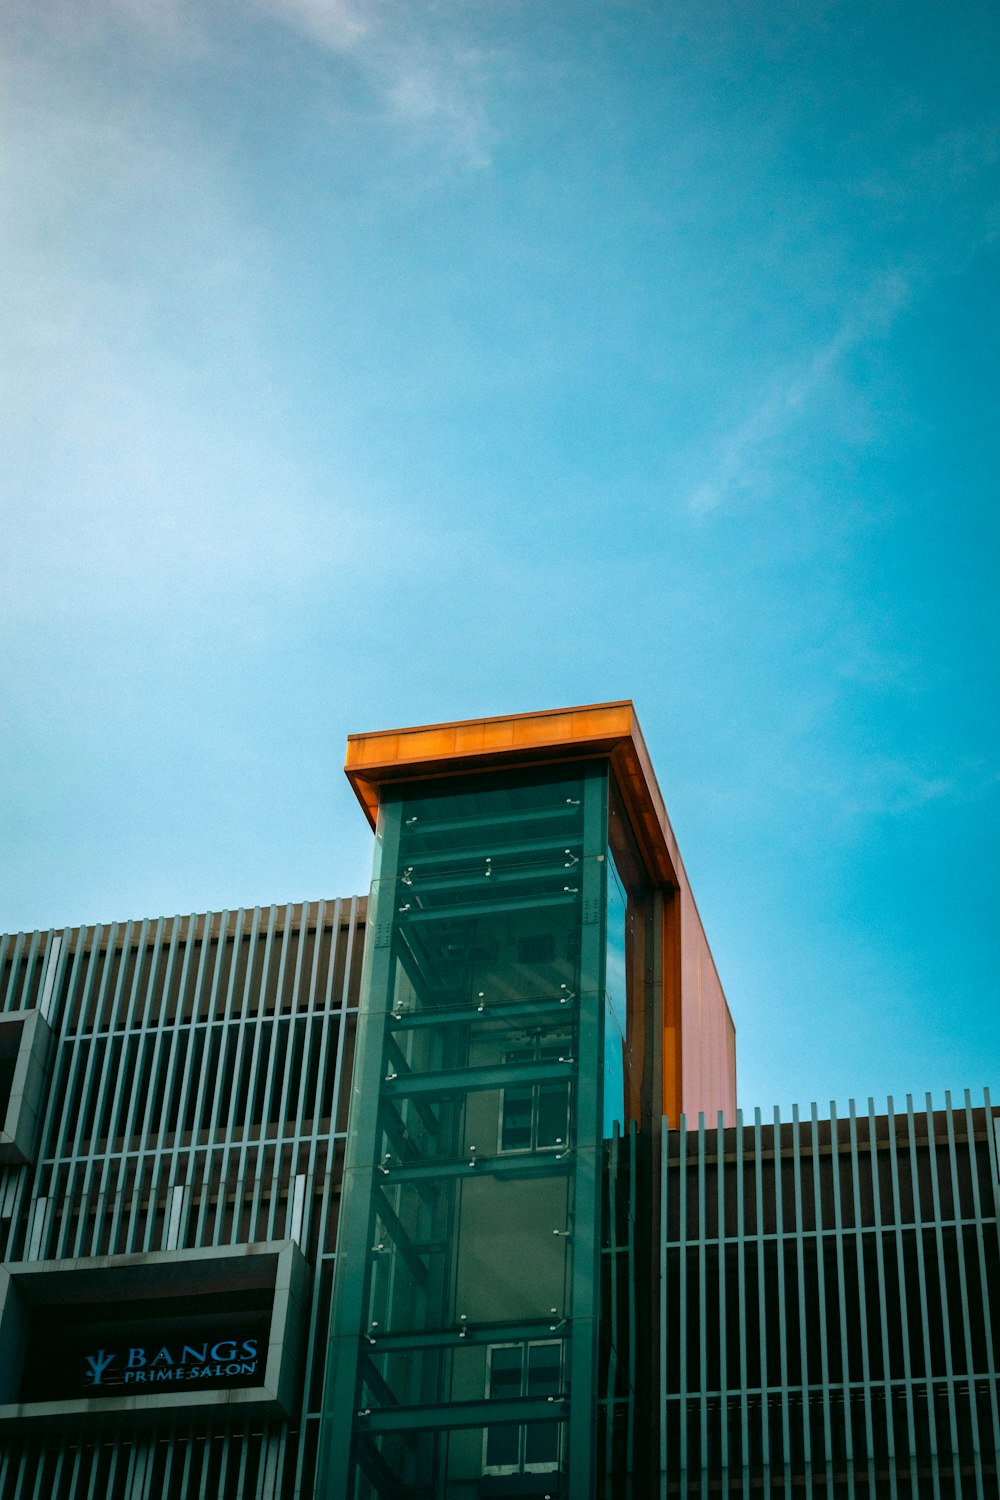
[19, 1290, 270, 1403]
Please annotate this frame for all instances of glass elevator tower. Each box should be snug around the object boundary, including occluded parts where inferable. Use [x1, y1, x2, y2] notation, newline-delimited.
[320, 759, 639, 1499]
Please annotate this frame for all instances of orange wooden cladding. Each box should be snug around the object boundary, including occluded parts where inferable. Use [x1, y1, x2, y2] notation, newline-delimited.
[347, 701, 680, 881]
[344, 701, 736, 1124]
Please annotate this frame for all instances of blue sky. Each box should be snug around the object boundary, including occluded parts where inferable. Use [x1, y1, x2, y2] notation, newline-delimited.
[1, 0, 997, 1115]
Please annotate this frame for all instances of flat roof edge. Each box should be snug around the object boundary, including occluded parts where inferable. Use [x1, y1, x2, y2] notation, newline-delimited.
[345, 700, 635, 746]
[344, 701, 682, 888]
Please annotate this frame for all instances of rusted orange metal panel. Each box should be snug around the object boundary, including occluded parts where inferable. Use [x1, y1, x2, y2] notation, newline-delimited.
[346, 701, 683, 889]
[346, 701, 633, 823]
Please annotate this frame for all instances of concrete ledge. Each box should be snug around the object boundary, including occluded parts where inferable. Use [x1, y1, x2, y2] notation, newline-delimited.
[0, 1010, 54, 1168]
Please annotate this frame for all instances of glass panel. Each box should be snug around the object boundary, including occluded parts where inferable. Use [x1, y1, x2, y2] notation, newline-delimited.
[384, 1007, 578, 1076]
[489, 1344, 523, 1397]
[498, 1041, 572, 1154]
[371, 868, 596, 1020]
[485, 1346, 524, 1471]
[360, 1337, 571, 1418]
[482, 1342, 563, 1475]
[603, 996, 625, 1140]
[453, 1173, 572, 1325]
[363, 1159, 575, 1337]
[525, 1420, 561, 1468]
[537, 1081, 571, 1149]
[352, 1419, 569, 1498]
[603, 852, 628, 1139]
[484, 1419, 521, 1471]
[605, 855, 628, 1039]
[372, 1005, 580, 1173]
[527, 1341, 562, 1397]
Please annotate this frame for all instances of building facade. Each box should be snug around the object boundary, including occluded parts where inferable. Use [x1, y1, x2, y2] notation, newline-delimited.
[662, 1103, 999, 1497]
[0, 704, 994, 1497]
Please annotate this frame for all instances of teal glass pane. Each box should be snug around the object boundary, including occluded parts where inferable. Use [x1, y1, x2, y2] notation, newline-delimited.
[527, 1340, 562, 1396]
[488, 1344, 522, 1395]
[376, 1040, 578, 1164]
[501, 1082, 533, 1151]
[536, 1078, 572, 1149]
[525, 1420, 561, 1468]
[352, 1419, 568, 1499]
[603, 851, 628, 1139]
[364, 1168, 575, 1337]
[370, 860, 595, 1017]
[357, 1336, 566, 1417]
[485, 1418, 521, 1470]
[380, 1004, 578, 1083]
[605, 853, 628, 1035]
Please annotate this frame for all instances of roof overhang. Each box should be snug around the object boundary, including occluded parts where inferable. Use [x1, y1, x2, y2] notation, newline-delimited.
[344, 701, 682, 889]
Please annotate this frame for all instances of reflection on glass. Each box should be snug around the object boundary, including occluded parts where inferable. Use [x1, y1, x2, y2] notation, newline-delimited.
[603, 851, 628, 1138]
[363, 1170, 573, 1338]
[375, 1012, 577, 1169]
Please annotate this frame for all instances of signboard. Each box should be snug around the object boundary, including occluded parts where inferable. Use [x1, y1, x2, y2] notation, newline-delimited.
[19, 1294, 271, 1403]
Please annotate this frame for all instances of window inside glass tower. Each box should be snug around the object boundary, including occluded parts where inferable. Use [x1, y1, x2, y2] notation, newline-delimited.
[483, 1341, 562, 1474]
[500, 1040, 571, 1152]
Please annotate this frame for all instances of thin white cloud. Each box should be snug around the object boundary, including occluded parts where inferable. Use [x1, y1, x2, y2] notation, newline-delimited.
[0, 38, 360, 633]
[5, 0, 208, 53]
[684, 110, 1000, 519]
[686, 269, 912, 516]
[254, 0, 497, 167]
[251, 0, 370, 51]
[698, 735, 997, 825]
[856, 121, 1000, 206]
[13, 0, 498, 166]
[816, 753, 1000, 820]
[0, 1, 495, 652]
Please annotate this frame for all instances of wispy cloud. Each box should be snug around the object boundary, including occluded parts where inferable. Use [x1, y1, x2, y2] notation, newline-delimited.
[0, 0, 499, 654]
[697, 732, 998, 826]
[810, 752, 1000, 820]
[254, 0, 497, 166]
[0, 35, 358, 636]
[685, 269, 912, 516]
[685, 111, 1000, 520]
[7, 0, 207, 53]
[251, 0, 369, 51]
[11, 0, 499, 167]
[856, 121, 1000, 207]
